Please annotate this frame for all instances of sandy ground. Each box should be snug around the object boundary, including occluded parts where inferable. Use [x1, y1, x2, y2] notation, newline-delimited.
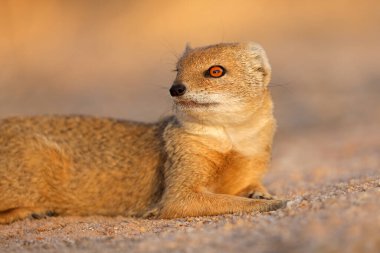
[0, 123, 379, 253]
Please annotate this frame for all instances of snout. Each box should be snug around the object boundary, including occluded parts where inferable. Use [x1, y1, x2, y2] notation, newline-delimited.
[169, 83, 187, 97]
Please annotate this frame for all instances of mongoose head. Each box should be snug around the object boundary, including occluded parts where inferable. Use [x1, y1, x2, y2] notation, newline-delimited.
[170, 42, 272, 126]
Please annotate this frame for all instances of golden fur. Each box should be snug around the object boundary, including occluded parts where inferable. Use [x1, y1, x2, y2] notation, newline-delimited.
[0, 42, 285, 224]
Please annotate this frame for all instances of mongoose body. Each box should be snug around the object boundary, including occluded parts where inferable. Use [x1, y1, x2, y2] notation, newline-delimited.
[0, 42, 285, 224]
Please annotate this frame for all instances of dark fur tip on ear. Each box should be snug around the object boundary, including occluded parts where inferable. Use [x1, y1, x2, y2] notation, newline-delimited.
[184, 43, 192, 53]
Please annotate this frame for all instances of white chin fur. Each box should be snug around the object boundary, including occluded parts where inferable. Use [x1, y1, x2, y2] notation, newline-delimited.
[174, 92, 253, 126]
[174, 93, 240, 105]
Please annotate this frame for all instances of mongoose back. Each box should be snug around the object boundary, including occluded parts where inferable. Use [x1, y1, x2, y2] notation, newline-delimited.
[0, 42, 285, 224]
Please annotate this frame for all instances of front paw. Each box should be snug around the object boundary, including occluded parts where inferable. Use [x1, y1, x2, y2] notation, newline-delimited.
[248, 191, 276, 200]
[31, 210, 56, 219]
[142, 207, 160, 218]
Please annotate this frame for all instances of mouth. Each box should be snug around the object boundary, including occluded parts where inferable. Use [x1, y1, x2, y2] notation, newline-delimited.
[174, 99, 218, 108]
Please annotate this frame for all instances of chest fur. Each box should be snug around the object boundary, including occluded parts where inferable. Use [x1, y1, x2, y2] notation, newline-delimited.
[184, 117, 274, 156]
[208, 150, 268, 196]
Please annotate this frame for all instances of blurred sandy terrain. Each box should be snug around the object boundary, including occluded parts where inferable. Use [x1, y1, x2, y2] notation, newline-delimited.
[1, 0, 379, 131]
[1, 1, 380, 252]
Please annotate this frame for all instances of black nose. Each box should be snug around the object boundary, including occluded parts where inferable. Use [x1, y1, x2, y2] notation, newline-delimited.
[169, 84, 187, 97]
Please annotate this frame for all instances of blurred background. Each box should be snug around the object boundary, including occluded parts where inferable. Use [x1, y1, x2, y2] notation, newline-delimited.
[1, 0, 379, 135]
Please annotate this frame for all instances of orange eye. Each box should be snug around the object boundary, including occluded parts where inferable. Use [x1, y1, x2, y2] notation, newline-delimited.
[207, 65, 225, 78]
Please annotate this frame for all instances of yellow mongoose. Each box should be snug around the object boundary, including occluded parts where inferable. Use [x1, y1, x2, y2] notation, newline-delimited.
[0, 42, 285, 224]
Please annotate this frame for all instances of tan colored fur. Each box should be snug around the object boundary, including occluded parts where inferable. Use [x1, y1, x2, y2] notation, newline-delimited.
[0, 42, 285, 224]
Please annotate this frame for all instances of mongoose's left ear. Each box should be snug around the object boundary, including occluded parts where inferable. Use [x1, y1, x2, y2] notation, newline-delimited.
[183, 43, 193, 54]
[246, 42, 272, 86]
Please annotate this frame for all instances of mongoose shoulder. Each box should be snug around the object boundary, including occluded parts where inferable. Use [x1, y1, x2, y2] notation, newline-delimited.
[0, 42, 285, 224]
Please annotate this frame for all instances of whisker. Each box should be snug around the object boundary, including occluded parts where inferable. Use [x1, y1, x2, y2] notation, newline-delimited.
[159, 39, 181, 61]
[268, 81, 291, 87]
[157, 106, 173, 119]
[267, 82, 294, 94]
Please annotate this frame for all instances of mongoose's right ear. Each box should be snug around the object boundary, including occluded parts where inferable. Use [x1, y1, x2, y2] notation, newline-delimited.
[246, 42, 272, 86]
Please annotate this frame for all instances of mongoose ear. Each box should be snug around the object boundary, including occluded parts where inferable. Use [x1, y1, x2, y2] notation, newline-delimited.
[184, 43, 193, 54]
[246, 42, 272, 86]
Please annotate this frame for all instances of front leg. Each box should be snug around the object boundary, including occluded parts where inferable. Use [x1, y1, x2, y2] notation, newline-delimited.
[157, 190, 285, 218]
[156, 148, 284, 218]
[158, 122, 285, 218]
